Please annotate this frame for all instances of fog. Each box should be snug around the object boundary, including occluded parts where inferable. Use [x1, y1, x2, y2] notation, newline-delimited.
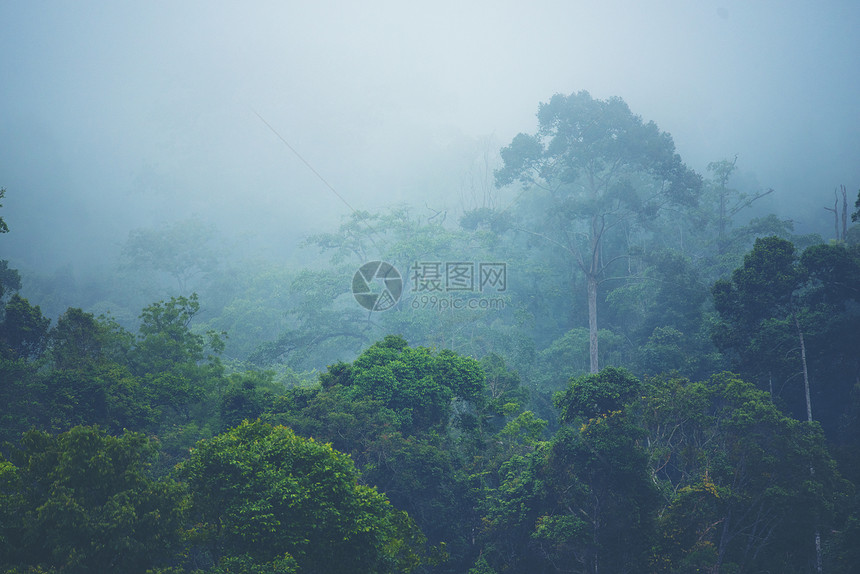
[2, 1, 859, 280]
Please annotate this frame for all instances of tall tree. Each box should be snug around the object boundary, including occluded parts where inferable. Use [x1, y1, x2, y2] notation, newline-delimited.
[704, 157, 774, 255]
[712, 237, 860, 571]
[823, 185, 850, 241]
[712, 236, 860, 428]
[495, 91, 701, 372]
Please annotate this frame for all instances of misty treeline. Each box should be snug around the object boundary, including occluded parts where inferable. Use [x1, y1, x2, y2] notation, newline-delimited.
[2, 92, 860, 573]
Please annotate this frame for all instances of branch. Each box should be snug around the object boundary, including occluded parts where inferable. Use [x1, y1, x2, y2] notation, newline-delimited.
[729, 188, 774, 217]
[595, 254, 632, 279]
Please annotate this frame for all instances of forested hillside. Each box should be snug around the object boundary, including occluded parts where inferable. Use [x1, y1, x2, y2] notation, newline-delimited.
[2, 92, 860, 573]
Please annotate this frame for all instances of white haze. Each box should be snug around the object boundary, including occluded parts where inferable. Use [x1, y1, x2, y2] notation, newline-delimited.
[1, 1, 858, 275]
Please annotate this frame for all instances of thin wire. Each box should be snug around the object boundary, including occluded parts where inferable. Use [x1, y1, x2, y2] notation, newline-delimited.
[251, 108, 385, 256]
[252, 108, 359, 214]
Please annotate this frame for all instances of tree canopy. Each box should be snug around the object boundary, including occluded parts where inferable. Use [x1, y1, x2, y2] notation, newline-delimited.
[495, 91, 701, 373]
[2, 90, 860, 574]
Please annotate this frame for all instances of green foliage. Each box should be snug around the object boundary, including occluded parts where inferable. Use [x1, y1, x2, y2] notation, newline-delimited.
[134, 294, 223, 369]
[0, 356, 43, 444]
[218, 370, 281, 431]
[50, 307, 106, 370]
[265, 339, 494, 572]
[496, 91, 700, 204]
[3, 143, 859, 574]
[715, 235, 800, 324]
[639, 373, 849, 572]
[245, 265, 374, 370]
[131, 294, 224, 416]
[495, 91, 702, 373]
[266, 383, 397, 463]
[475, 366, 852, 573]
[467, 554, 498, 574]
[827, 495, 860, 573]
[348, 335, 485, 432]
[554, 366, 641, 423]
[480, 369, 657, 573]
[800, 241, 860, 305]
[0, 426, 187, 574]
[0, 294, 51, 360]
[531, 327, 625, 390]
[479, 353, 531, 434]
[497, 411, 546, 449]
[0, 259, 21, 302]
[360, 432, 469, 563]
[205, 552, 299, 574]
[194, 262, 295, 361]
[178, 420, 432, 573]
[713, 236, 860, 433]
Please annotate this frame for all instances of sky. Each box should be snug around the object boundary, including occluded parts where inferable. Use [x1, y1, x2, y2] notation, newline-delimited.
[1, 0, 859, 275]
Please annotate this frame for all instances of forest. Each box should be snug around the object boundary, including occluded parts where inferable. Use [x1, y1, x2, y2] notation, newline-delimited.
[2, 91, 860, 574]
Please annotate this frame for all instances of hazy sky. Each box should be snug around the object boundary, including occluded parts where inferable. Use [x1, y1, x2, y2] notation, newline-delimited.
[2, 1, 859, 272]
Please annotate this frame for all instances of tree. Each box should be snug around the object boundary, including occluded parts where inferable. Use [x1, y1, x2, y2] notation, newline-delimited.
[704, 157, 774, 254]
[713, 237, 860, 433]
[130, 294, 224, 417]
[0, 425, 188, 574]
[0, 260, 21, 304]
[852, 188, 860, 222]
[712, 236, 813, 418]
[0, 187, 9, 234]
[479, 368, 657, 573]
[0, 187, 22, 304]
[823, 185, 850, 241]
[554, 366, 640, 422]
[0, 294, 51, 360]
[264, 337, 498, 572]
[273, 334, 486, 437]
[638, 373, 848, 573]
[495, 91, 701, 373]
[49, 307, 106, 371]
[348, 335, 486, 432]
[121, 218, 220, 292]
[178, 420, 433, 573]
[218, 370, 280, 431]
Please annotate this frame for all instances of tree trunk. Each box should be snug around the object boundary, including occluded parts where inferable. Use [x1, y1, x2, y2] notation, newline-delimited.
[718, 191, 727, 255]
[794, 313, 813, 423]
[587, 213, 602, 375]
[794, 312, 823, 573]
[588, 273, 599, 374]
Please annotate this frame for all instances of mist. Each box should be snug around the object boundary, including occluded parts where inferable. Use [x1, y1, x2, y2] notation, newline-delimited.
[1, 0, 858, 295]
[5, 4, 860, 572]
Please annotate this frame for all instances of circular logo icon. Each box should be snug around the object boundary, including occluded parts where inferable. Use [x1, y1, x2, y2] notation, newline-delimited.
[352, 261, 402, 312]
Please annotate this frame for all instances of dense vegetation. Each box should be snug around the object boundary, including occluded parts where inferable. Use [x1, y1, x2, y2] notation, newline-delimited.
[2, 93, 860, 573]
